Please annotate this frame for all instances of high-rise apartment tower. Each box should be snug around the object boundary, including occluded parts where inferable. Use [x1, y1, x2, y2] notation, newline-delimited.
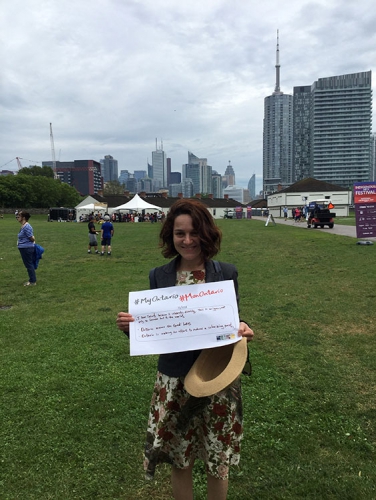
[311, 71, 372, 187]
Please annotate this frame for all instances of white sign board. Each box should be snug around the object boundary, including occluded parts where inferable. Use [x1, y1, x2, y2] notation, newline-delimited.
[129, 281, 239, 356]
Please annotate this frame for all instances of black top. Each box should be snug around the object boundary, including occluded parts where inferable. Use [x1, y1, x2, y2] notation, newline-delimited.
[150, 257, 240, 377]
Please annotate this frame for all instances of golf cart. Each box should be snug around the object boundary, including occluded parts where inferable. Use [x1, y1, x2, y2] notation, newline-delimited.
[307, 200, 336, 229]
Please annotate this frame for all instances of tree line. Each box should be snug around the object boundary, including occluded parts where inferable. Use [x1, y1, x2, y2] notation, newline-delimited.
[0, 166, 82, 208]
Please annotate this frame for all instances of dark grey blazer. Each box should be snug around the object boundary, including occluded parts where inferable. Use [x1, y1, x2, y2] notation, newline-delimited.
[152, 257, 240, 377]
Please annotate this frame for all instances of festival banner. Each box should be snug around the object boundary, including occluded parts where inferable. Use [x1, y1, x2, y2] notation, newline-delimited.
[235, 206, 243, 219]
[354, 182, 376, 238]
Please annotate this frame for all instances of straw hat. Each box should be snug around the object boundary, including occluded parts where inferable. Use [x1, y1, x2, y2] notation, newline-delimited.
[184, 337, 248, 397]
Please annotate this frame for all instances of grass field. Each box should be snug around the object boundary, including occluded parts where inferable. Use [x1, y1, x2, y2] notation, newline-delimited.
[0, 214, 375, 500]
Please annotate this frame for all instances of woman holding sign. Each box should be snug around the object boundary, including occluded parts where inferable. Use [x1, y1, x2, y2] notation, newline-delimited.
[116, 199, 254, 500]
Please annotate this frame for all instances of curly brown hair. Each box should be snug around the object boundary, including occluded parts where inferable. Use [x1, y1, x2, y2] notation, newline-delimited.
[159, 199, 222, 261]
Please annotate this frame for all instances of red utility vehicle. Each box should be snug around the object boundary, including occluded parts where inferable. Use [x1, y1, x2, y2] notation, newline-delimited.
[307, 200, 335, 229]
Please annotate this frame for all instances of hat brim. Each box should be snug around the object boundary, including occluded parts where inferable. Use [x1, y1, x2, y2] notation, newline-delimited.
[184, 337, 248, 397]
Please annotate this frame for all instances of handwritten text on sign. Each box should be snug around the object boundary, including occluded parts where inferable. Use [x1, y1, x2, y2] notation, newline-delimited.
[129, 281, 239, 356]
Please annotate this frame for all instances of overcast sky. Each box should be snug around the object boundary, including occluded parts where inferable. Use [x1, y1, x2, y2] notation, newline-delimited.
[1, 0, 375, 192]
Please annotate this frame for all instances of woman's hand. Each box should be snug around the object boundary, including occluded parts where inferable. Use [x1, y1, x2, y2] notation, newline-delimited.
[238, 321, 254, 342]
[116, 312, 134, 333]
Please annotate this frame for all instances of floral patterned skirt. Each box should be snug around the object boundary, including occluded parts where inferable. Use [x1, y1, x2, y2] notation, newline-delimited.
[144, 371, 243, 480]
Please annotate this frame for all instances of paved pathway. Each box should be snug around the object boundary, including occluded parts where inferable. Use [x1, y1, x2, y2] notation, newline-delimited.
[251, 216, 376, 242]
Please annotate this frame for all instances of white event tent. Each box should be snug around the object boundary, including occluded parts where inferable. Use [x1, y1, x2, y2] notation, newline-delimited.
[75, 200, 108, 221]
[112, 194, 162, 212]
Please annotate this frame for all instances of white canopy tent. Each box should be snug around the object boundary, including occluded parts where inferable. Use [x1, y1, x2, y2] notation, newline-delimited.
[78, 203, 108, 210]
[75, 202, 108, 221]
[112, 194, 162, 212]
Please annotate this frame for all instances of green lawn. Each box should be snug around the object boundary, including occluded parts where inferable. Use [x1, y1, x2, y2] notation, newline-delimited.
[0, 215, 375, 499]
[333, 213, 356, 226]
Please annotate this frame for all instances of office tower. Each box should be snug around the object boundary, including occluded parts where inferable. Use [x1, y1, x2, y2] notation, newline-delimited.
[310, 71, 372, 187]
[182, 152, 213, 195]
[147, 162, 153, 179]
[181, 178, 194, 198]
[71, 159, 103, 195]
[263, 32, 293, 195]
[248, 174, 256, 200]
[169, 184, 182, 197]
[223, 162, 235, 186]
[42, 160, 73, 185]
[42, 160, 102, 195]
[134, 170, 147, 182]
[293, 86, 312, 182]
[170, 172, 181, 184]
[167, 157, 172, 185]
[118, 170, 129, 186]
[223, 185, 246, 204]
[212, 171, 223, 198]
[183, 162, 200, 195]
[100, 155, 118, 182]
[152, 139, 167, 188]
[140, 177, 153, 192]
[126, 176, 138, 193]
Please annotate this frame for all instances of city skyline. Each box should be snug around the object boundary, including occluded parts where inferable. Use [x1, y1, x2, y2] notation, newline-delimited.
[1, 0, 375, 192]
[263, 37, 373, 195]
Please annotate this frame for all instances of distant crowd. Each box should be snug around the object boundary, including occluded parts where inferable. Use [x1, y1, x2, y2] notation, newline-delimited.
[79, 211, 166, 223]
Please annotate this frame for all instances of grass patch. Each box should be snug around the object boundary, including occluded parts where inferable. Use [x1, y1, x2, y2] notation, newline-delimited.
[0, 215, 375, 499]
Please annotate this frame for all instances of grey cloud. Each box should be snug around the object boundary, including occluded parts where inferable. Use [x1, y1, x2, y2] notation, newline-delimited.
[0, 0, 374, 186]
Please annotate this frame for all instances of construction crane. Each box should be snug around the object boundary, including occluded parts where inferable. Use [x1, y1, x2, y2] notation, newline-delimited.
[50, 122, 57, 177]
[16, 157, 40, 169]
[0, 157, 41, 171]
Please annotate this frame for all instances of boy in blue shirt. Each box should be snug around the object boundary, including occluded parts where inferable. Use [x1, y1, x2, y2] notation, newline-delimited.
[101, 215, 114, 255]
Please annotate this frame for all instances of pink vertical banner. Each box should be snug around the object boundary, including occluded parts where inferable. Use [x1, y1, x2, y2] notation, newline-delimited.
[235, 207, 243, 219]
[354, 182, 376, 238]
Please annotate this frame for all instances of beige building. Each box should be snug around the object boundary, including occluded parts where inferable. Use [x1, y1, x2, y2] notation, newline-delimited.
[267, 178, 352, 217]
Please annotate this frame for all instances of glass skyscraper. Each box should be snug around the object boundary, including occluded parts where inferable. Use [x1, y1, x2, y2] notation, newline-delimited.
[100, 155, 118, 183]
[248, 174, 256, 200]
[182, 152, 213, 195]
[152, 140, 167, 188]
[263, 32, 293, 195]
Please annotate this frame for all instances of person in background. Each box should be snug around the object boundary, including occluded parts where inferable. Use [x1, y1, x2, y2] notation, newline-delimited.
[283, 206, 288, 220]
[101, 215, 114, 255]
[303, 205, 309, 220]
[116, 199, 254, 500]
[294, 207, 302, 222]
[17, 211, 36, 286]
[88, 218, 99, 254]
